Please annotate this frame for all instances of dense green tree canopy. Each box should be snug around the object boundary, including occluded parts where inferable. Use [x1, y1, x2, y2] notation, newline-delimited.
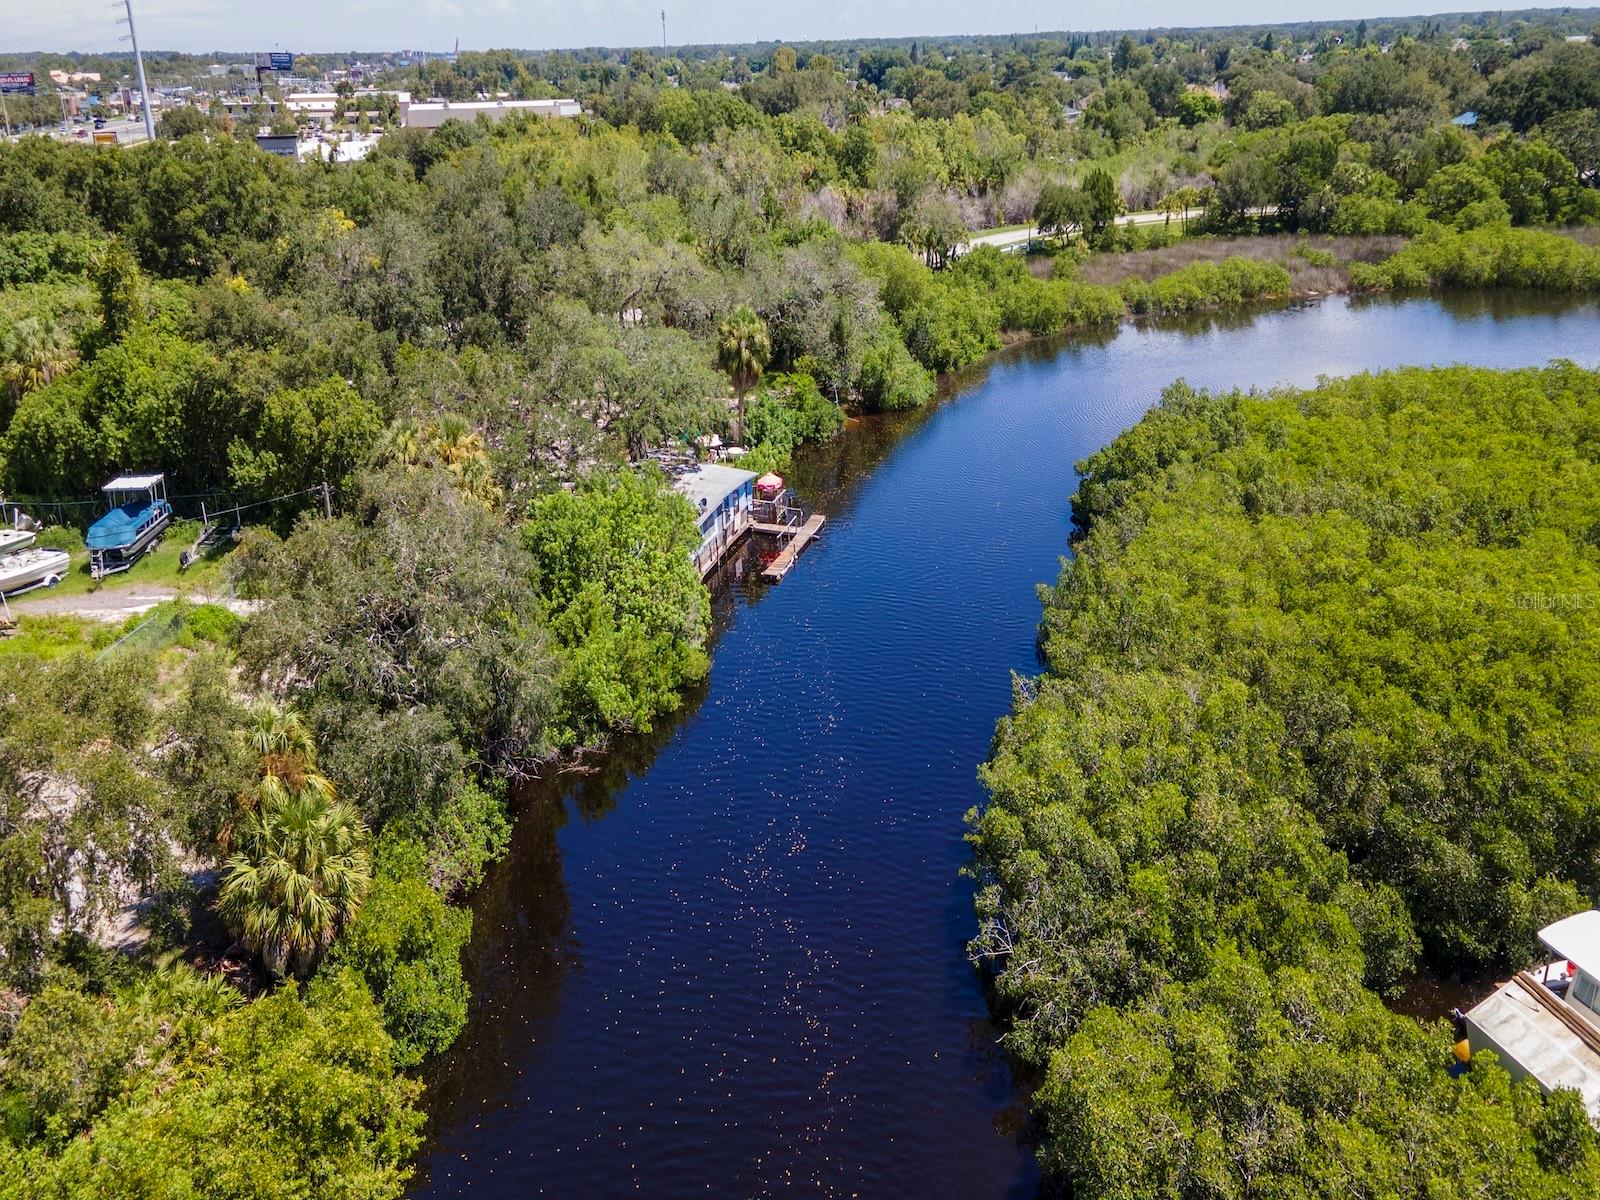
[523, 467, 710, 741]
[971, 363, 1600, 1197]
[3, 13, 1600, 1197]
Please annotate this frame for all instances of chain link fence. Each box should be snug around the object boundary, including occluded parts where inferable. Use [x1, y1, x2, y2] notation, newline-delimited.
[94, 583, 244, 663]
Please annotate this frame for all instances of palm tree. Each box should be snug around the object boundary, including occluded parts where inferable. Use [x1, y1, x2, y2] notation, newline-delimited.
[1158, 190, 1184, 228]
[430, 415, 502, 510]
[247, 703, 319, 785]
[132, 960, 242, 1051]
[430, 414, 488, 466]
[715, 305, 771, 429]
[452, 451, 504, 513]
[1, 317, 78, 408]
[375, 418, 426, 468]
[218, 780, 371, 979]
[373, 416, 502, 511]
[222, 704, 330, 854]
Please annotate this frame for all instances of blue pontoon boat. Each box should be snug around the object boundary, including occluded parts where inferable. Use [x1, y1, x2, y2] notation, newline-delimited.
[87, 473, 172, 579]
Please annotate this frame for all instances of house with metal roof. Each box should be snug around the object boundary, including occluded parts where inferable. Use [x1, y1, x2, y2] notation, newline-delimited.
[673, 463, 757, 578]
[1462, 911, 1600, 1120]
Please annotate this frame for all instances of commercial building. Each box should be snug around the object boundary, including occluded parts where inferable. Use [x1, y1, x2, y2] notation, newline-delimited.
[254, 132, 299, 158]
[283, 89, 410, 124]
[222, 90, 580, 132]
[402, 97, 581, 128]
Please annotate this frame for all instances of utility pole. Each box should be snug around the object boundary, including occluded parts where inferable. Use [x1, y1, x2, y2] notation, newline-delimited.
[117, 0, 156, 142]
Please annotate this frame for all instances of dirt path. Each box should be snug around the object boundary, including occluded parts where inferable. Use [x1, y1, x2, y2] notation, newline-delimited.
[7, 585, 255, 623]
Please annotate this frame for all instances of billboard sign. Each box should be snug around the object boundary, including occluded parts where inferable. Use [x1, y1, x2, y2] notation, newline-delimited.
[254, 52, 294, 72]
[0, 72, 36, 95]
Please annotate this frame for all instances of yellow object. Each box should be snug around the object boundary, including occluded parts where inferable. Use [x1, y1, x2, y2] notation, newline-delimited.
[1454, 1038, 1471, 1064]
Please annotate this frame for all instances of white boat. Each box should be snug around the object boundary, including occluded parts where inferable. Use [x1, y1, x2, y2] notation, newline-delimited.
[0, 527, 35, 556]
[0, 547, 70, 596]
[0, 505, 40, 556]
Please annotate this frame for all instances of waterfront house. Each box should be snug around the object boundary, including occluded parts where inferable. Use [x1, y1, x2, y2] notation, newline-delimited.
[674, 463, 757, 578]
[1461, 910, 1600, 1120]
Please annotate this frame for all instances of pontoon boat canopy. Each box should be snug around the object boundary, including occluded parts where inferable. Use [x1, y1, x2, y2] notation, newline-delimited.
[102, 473, 165, 492]
[1540, 911, 1600, 972]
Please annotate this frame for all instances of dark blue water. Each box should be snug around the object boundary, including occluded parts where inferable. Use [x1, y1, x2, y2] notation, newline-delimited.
[412, 294, 1600, 1199]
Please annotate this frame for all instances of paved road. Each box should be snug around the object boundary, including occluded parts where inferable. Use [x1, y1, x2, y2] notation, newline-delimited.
[960, 209, 1184, 255]
[961, 205, 1276, 255]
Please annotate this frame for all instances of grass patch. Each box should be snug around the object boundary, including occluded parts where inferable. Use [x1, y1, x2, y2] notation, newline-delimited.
[1072, 233, 1406, 294]
[0, 614, 106, 659]
[970, 222, 1033, 238]
[35, 519, 232, 599]
[112, 598, 242, 649]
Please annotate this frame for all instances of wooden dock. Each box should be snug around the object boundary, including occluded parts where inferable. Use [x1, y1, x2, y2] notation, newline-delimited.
[759, 514, 825, 582]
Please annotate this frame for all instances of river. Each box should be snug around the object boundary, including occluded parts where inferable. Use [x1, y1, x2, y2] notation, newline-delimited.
[410, 293, 1600, 1200]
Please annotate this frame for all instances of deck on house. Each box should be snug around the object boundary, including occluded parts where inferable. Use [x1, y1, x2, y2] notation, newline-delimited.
[760, 514, 826, 582]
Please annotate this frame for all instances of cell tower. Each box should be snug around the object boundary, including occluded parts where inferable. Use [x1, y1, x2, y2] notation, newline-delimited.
[662, 10, 667, 52]
[117, 0, 156, 141]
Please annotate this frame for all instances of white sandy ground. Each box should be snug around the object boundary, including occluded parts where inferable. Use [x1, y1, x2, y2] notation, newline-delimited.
[5, 586, 259, 623]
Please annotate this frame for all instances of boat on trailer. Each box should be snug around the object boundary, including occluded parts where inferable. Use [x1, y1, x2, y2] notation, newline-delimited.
[87, 473, 172, 580]
[0, 506, 39, 557]
[0, 547, 70, 596]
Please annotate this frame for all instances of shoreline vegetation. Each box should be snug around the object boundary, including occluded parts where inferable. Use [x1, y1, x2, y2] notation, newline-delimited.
[969, 362, 1600, 1196]
[2, 8, 1600, 1196]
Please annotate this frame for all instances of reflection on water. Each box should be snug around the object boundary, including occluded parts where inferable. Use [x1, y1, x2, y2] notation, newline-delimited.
[411, 294, 1600, 1200]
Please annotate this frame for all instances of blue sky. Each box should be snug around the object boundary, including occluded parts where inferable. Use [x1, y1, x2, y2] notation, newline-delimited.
[3, 0, 1535, 55]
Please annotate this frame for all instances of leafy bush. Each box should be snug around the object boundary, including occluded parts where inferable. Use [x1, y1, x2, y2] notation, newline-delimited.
[1057, 281, 1126, 327]
[903, 281, 1002, 371]
[1119, 256, 1291, 315]
[0, 231, 98, 287]
[332, 842, 472, 1067]
[1418, 161, 1512, 230]
[0, 986, 132, 1146]
[2, 970, 423, 1198]
[1175, 90, 1222, 128]
[743, 372, 846, 450]
[996, 274, 1072, 335]
[1351, 225, 1600, 291]
[179, 602, 242, 646]
[858, 327, 935, 411]
[1330, 193, 1429, 236]
[1294, 245, 1338, 267]
[522, 467, 709, 743]
[846, 240, 932, 319]
[32, 525, 82, 553]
